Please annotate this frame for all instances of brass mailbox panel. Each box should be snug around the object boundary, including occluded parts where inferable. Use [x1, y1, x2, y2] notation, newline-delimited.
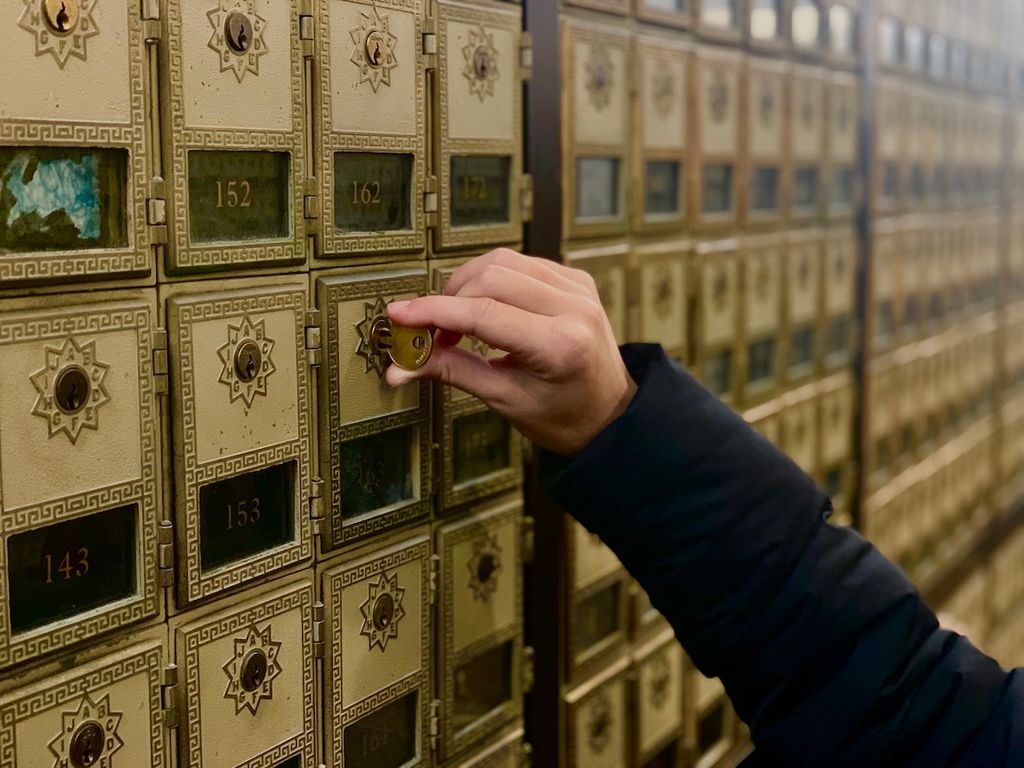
[631, 582, 667, 641]
[874, 80, 905, 213]
[788, 65, 826, 221]
[871, 224, 899, 353]
[317, 0, 427, 259]
[905, 88, 929, 209]
[823, 230, 856, 368]
[786, 231, 823, 383]
[436, 497, 524, 760]
[819, 372, 854, 505]
[1, 0, 151, 287]
[693, 47, 742, 231]
[172, 576, 316, 768]
[167, 279, 313, 606]
[637, 0, 692, 29]
[695, 240, 740, 402]
[316, 266, 431, 550]
[634, 34, 690, 234]
[321, 532, 432, 768]
[631, 241, 689, 361]
[161, 0, 307, 274]
[452, 726, 528, 768]
[825, 72, 859, 219]
[0, 633, 168, 768]
[435, 0, 525, 252]
[565, 658, 630, 768]
[692, 673, 735, 767]
[562, 17, 631, 241]
[564, 243, 631, 344]
[633, 630, 685, 764]
[568, 519, 629, 678]
[431, 259, 522, 512]
[743, 57, 788, 226]
[745, 396, 784, 448]
[740, 234, 784, 403]
[0, 291, 161, 669]
[782, 383, 819, 477]
[866, 358, 894, 487]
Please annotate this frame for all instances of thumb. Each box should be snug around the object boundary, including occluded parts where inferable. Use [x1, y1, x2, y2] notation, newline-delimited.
[385, 343, 515, 407]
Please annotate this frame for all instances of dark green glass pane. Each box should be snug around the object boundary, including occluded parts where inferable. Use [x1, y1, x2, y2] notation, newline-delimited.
[701, 0, 737, 28]
[704, 350, 733, 396]
[341, 427, 414, 518]
[750, 166, 779, 212]
[697, 700, 727, 754]
[576, 157, 620, 220]
[334, 152, 413, 232]
[645, 0, 686, 10]
[187, 150, 290, 243]
[793, 167, 819, 209]
[451, 156, 511, 227]
[825, 315, 850, 359]
[7, 504, 136, 634]
[702, 164, 733, 214]
[642, 742, 681, 768]
[343, 692, 418, 768]
[0, 146, 128, 253]
[789, 326, 815, 371]
[831, 167, 855, 210]
[750, 0, 780, 41]
[644, 161, 681, 216]
[748, 338, 776, 385]
[453, 410, 511, 486]
[453, 641, 513, 731]
[574, 582, 621, 655]
[199, 461, 295, 571]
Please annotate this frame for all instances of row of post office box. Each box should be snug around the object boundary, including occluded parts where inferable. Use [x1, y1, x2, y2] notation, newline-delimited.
[0, 263, 523, 671]
[987, 528, 1024, 669]
[1, 0, 532, 291]
[862, 417, 998, 585]
[937, 563, 992, 651]
[560, 16, 860, 243]
[565, 0, 861, 68]
[872, 78, 1008, 215]
[865, 315, 999, 491]
[0, 495, 531, 767]
[870, 214, 1002, 356]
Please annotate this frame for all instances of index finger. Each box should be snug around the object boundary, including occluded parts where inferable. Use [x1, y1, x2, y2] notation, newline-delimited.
[387, 295, 550, 355]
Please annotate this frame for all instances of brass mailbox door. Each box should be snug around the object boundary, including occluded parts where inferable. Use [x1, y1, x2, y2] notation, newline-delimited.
[162, 0, 307, 275]
[819, 373, 854, 505]
[871, 225, 898, 354]
[632, 243, 688, 361]
[0, 635, 167, 768]
[634, 34, 689, 234]
[564, 243, 631, 344]
[565, 658, 630, 768]
[743, 58, 787, 227]
[825, 72, 859, 219]
[696, 241, 740, 401]
[435, 0, 525, 252]
[432, 260, 522, 513]
[1, 0, 151, 286]
[316, 267, 431, 551]
[562, 18, 631, 241]
[452, 726, 527, 768]
[321, 533, 432, 768]
[693, 47, 741, 232]
[741, 235, 784, 404]
[318, 0, 427, 259]
[788, 65, 826, 221]
[874, 80, 904, 214]
[633, 630, 685, 764]
[172, 577, 317, 768]
[637, 0, 692, 29]
[436, 497, 524, 760]
[782, 384, 819, 478]
[823, 229, 856, 368]
[692, 673, 736, 766]
[167, 280, 313, 607]
[785, 231, 822, 382]
[0, 292, 161, 670]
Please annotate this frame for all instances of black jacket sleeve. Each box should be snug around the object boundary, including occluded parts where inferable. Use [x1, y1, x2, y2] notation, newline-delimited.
[541, 345, 1024, 766]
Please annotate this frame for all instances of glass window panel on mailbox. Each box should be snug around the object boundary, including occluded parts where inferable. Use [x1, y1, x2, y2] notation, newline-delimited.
[4, 0, 1024, 766]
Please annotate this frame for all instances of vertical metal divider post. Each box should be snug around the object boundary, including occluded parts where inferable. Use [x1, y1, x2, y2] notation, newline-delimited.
[523, 1, 568, 765]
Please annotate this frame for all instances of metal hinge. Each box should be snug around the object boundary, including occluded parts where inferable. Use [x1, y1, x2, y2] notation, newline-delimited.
[521, 742, 533, 768]
[429, 699, 441, 752]
[313, 601, 325, 660]
[309, 478, 324, 538]
[423, 16, 437, 70]
[304, 193, 321, 220]
[147, 180, 168, 245]
[305, 309, 322, 367]
[142, 0, 161, 40]
[157, 521, 174, 588]
[522, 645, 535, 694]
[299, 0, 314, 53]
[152, 329, 168, 396]
[520, 174, 534, 224]
[520, 32, 533, 80]
[521, 516, 535, 564]
[161, 665, 179, 729]
[424, 175, 438, 229]
[428, 554, 440, 606]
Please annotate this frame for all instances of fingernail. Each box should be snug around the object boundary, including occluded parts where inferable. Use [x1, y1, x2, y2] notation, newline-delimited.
[387, 300, 410, 316]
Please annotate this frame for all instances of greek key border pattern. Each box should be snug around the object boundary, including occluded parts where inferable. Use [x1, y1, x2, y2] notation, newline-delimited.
[319, 0, 426, 257]
[0, 643, 164, 767]
[327, 539, 430, 766]
[440, 398, 522, 511]
[165, 0, 306, 271]
[0, 302, 160, 668]
[437, 2, 523, 249]
[0, 12, 149, 285]
[181, 584, 315, 768]
[171, 288, 312, 603]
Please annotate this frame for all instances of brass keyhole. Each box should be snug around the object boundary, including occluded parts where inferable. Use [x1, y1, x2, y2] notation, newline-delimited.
[240, 648, 269, 693]
[473, 48, 492, 79]
[370, 317, 393, 353]
[225, 11, 253, 54]
[372, 593, 395, 631]
[234, 340, 262, 383]
[590, 711, 610, 741]
[68, 721, 105, 768]
[365, 30, 385, 67]
[55, 366, 91, 415]
[43, 0, 78, 35]
[476, 554, 497, 585]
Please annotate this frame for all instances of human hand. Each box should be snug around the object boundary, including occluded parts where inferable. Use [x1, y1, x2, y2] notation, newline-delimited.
[385, 249, 637, 457]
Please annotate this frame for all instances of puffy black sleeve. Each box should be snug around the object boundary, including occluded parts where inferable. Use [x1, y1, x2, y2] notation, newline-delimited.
[541, 344, 1023, 766]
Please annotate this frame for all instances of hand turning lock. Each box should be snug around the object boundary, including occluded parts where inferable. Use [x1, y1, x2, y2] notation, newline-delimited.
[370, 318, 433, 372]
